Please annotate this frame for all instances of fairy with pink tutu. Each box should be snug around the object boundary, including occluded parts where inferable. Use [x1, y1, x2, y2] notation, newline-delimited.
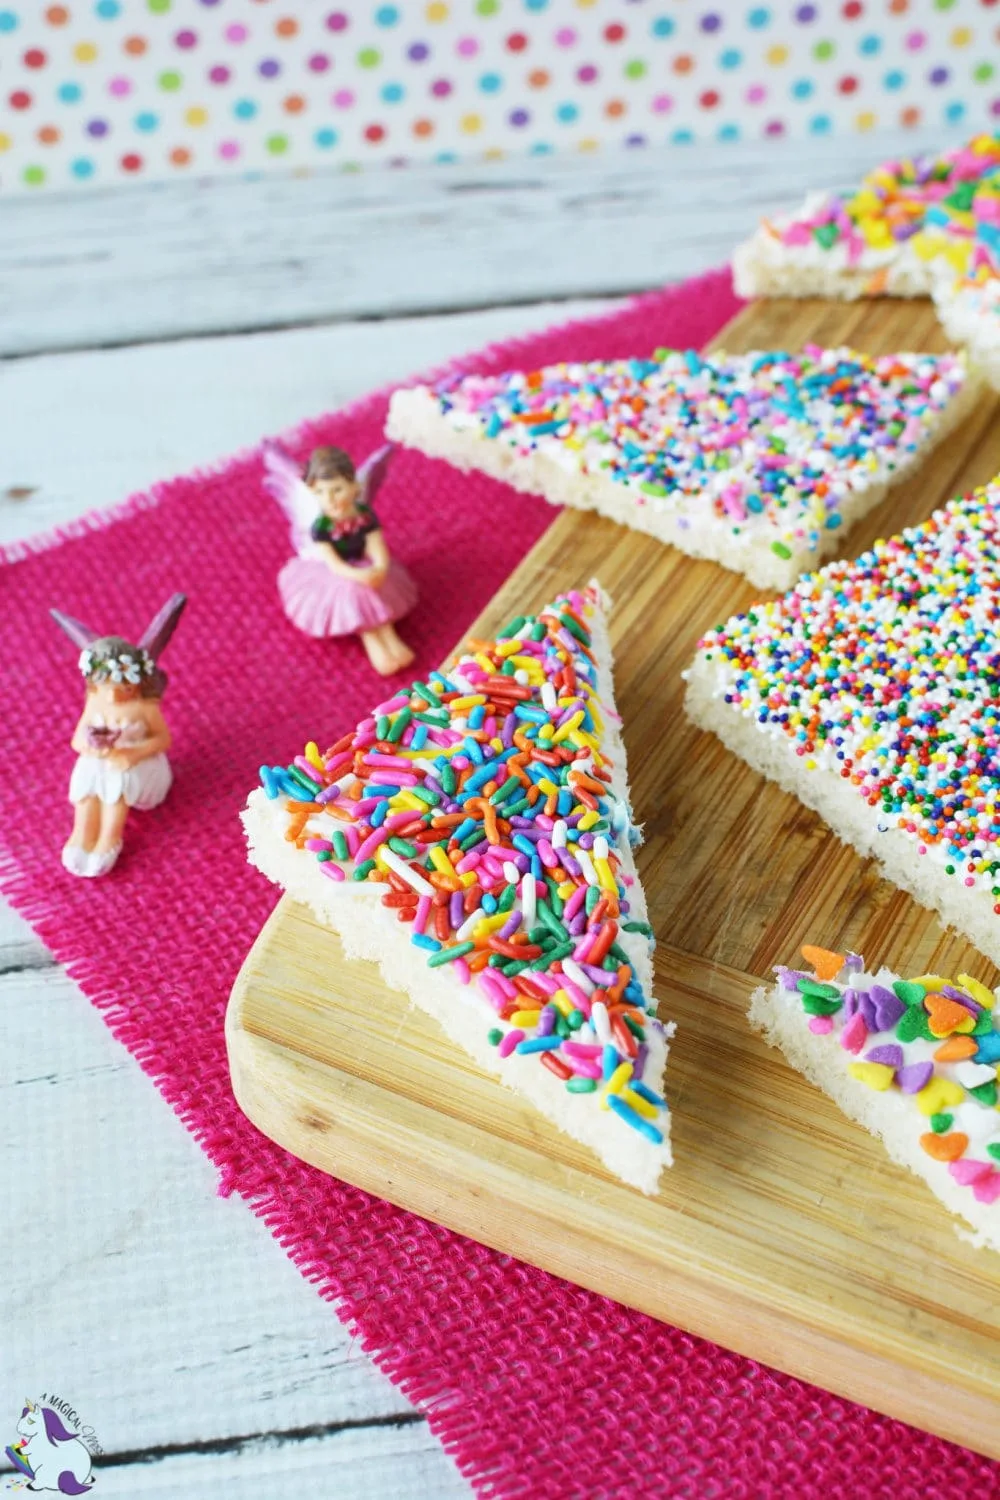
[263, 439, 416, 677]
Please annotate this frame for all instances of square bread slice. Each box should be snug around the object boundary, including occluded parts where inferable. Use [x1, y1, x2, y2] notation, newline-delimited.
[685, 479, 1000, 970]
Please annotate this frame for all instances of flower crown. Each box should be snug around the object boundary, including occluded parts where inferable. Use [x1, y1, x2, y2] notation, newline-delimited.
[78, 646, 155, 685]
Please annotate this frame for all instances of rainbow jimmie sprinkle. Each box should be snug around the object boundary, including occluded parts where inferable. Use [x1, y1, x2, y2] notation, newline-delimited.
[388, 346, 973, 589]
[242, 584, 673, 1194]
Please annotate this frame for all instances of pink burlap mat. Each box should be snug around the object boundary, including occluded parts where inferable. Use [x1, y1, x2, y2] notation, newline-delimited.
[2, 269, 996, 1498]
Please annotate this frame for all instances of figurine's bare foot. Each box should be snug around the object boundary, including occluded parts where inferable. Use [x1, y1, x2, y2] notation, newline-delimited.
[361, 629, 399, 677]
[61, 842, 92, 877]
[70, 795, 101, 853]
[390, 639, 414, 673]
[83, 843, 122, 878]
[376, 623, 414, 675]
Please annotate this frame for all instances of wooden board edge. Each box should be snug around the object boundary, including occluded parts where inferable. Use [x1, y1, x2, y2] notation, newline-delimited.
[224, 996, 1000, 1463]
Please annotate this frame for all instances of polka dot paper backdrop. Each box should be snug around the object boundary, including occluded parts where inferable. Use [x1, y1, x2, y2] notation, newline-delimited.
[1, 1, 999, 195]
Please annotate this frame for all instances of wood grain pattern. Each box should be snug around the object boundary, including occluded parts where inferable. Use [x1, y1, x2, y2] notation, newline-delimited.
[0, 126, 963, 355]
[227, 296, 1000, 1459]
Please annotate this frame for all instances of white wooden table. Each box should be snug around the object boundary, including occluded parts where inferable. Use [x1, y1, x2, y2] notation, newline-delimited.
[0, 129, 966, 1496]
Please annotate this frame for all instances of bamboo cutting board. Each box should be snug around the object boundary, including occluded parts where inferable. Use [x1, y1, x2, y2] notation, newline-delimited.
[227, 296, 1000, 1459]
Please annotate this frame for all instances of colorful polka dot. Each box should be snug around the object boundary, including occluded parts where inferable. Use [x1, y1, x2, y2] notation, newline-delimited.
[0, 4, 994, 191]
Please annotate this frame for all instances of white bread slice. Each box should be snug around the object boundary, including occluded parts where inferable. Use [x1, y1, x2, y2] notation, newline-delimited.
[387, 347, 975, 591]
[684, 480, 1000, 971]
[731, 134, 1000, 391]
[242, 583, 674, 1194]
[749, 949, 1000, 1252]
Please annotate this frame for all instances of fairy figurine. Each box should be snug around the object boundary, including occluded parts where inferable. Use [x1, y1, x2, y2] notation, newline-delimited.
[262, 439, 416, 676]
[51, 593, 187, 878]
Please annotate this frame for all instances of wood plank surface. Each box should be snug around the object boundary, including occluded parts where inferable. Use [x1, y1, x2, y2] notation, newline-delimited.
[0, 127, 965, 357]
[228, 295, 1000, 1459]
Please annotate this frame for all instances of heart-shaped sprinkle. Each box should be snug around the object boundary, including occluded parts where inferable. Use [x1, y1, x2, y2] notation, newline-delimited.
[941, 985, 981, 1017]
[948, 1157, 993, 1185]
[896, 1061, 934, 1094]
[986, 1142, 1000, 1161]
[925, 992, 977, 1038]
[801, 992, 843, 1016]
[892, 980, 926, 1007]
[896, 1006, 934, 1044]
[919, 1130, 969, 1161]
[929, 1112, 954, 1134]
[848, 1060, 895, 1091]
[868, 984, 906, 1032]
[933, 1035, 978, 1062]
[801, 945, 845, 982]
[865, 1044, 903, 1068]
[808, 1015, 834, 1035]
[969, 1080, 998, 1107]
[974, 1033, 1000, 1065]
[973, 1171, 1000, 1205]
[840, 1012, 868, 1054]
[914, 974, 949, 991]
[915, 1076, 965, 1116]
[797, 977, 841, 1000]
[955, 972, 996, 1009]
[953, 1060, 997, 1090]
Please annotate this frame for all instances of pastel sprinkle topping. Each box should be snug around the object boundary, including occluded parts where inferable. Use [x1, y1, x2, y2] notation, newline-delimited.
[698, 482, 1000, 906]
[425, 346, 966, 559]
[781, 948, 1000, 1206]
[257, 585, 668, 1150]
[767, 131, 1000, 286]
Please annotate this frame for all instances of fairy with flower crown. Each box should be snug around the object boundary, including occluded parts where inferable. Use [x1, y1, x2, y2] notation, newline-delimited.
[262, 439, 416, 676]
[51, 594, 186, 878]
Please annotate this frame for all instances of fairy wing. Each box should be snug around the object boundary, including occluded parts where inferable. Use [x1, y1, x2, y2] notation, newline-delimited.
[139, 593, 187, 660]
[356, 442, 397, 510]
[261, 439, 317, 555]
